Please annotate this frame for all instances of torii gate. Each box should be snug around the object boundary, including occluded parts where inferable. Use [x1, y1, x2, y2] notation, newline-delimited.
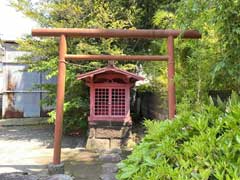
[32, 28, 201, 166]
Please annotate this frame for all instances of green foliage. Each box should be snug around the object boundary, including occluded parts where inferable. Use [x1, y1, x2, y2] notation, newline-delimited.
[117, 93, 240, 179]
[153, 10, 175, 28]
[48, 86, 89, 134]
[175, 0, 240, 91]
[143, 0, 240, 106]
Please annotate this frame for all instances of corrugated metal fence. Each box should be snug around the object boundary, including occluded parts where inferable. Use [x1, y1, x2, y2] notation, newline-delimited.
[0, 41, 56, 118]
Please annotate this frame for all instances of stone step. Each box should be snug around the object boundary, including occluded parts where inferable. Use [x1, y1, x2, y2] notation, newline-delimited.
[102, 163, 118, 174]
[99, 173, 116, 180]
[46, 174, 73, 180]
[99, 153, 122, 163]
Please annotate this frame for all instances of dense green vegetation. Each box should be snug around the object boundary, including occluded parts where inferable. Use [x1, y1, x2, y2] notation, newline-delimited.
[146, 0, 240, 104]
[117, 93, 240, 179]
[11, 0, 240, 131]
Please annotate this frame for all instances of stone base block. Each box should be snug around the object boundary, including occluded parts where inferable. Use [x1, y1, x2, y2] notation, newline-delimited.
[86, 122, 132, 150]
[110, 139, 122, 149]
[86, 138, 110, 150]
[89, 125, 131, 139]
[95, 127, 130, 139]
[48, 163, 64, 175]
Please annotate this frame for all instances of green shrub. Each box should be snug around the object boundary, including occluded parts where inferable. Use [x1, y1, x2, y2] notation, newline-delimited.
[117, 93, 240, 180]
[48, 97, 89, 134]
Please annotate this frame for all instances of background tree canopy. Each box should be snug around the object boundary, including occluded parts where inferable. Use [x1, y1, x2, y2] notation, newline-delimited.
[11, 0, 240, 132]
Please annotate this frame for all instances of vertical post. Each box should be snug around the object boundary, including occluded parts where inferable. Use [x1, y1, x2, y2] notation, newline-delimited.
[167, 36, 176, 119]
[53, 34, 67, 164]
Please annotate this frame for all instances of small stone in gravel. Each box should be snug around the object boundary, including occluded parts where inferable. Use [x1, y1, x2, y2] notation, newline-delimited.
[77, 174, 88, 179]
[99, 173, 116, 180]
[46, 174, 73, 180]
[99, 153, 122, 162]
[102, 163, 118, 173]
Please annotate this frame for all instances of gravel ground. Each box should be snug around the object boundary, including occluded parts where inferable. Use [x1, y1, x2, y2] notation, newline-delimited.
[0, 124, 102, 180]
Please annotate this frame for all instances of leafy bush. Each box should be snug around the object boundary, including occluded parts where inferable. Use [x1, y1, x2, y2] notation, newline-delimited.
[117, 93, 240, 179]
[48, 90, 89, 134]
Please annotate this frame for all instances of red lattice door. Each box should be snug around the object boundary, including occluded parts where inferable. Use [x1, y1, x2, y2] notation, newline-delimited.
[94, 87, 126, 117]
[94, 88, 109, 116]
[111, 88, 126, 116]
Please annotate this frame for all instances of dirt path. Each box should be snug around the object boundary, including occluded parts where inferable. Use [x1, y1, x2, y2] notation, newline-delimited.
[0, 125, 103, 180]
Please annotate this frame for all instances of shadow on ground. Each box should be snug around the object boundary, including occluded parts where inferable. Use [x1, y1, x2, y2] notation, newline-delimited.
[0, 124, 86, 148]
[0, 150, 102, 180]
[0, 125, 106, 179]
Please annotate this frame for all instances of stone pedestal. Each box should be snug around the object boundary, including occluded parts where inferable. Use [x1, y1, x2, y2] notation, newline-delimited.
[86, 121, 131, 150]
[48, 163, 64, 175]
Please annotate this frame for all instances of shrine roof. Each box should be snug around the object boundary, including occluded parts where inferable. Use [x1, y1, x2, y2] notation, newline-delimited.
[77, 65, 144, 81]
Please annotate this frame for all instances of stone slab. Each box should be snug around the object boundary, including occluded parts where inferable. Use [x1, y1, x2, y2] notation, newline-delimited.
[99, 153, 122, 163]
[0, 117, 48, 126]
[0, 172, 38, 180]
[88, 127, 95, 138]
[110, 139, 122, 149]
[46, 174, 73, 180]
[102, 163, 118, 173]
[89, 121, 132, 127]
[100, 173, 116, 180]
[104, 148, 122, 155]
[87, 122, 132, 150]
[86, 138, 110, 150]
[95, 127, 130, 139]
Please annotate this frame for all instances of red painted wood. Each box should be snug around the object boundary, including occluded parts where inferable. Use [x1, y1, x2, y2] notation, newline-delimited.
[53, 35, 66, 165]
[109, 88, 112, 117]
[90, 86, 130, 121]
[89, 84, 94, 117]
[126, 86, 130, 119]
[32, 28, 201, 39]
[65, 54, 168, 61]
[167, 36, 176, 119]
[91, 83, 131, 87]
[77, 66, 144, 81]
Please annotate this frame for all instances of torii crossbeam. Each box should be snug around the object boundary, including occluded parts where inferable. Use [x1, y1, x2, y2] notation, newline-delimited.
[32, 28, 201, 165]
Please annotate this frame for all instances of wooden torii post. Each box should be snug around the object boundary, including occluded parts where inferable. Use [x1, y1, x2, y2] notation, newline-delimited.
[32, 28, 201, 165]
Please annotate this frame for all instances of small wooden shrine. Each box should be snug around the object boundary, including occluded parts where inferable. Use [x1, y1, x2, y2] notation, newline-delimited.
[77, 64, 144, 124]
[77, 64, 144, 149]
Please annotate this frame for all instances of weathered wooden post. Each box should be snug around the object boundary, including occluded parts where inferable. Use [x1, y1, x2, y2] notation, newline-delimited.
[48, 34, 67, 174]
[167, 35, 176, 119]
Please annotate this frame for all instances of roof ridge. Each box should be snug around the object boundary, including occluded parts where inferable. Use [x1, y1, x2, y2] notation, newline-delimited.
[76, 66, 144, 81]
